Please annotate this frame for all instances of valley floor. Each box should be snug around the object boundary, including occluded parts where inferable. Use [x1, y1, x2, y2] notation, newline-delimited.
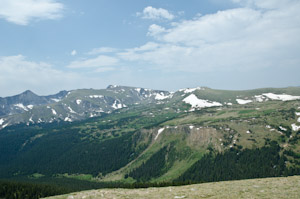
[45, 176, 300, 199]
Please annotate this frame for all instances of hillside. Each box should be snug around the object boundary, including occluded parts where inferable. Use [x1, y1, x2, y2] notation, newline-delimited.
[0, 86, 300, 191]
[45, 176, 300, 199]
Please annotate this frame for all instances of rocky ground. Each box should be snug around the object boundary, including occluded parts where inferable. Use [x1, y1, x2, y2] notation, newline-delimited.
[45, 175, 300, 199]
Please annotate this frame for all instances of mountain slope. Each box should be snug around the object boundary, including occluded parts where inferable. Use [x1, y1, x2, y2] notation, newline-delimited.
[0, 86, 300, 186]
[0, 85, 172, 129]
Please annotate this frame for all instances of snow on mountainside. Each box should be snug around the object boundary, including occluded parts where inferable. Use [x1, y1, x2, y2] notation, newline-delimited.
[1, 86, 300, 130]
[0, 85, 173, 129]
[262, 93, 300, 101]
[183, 94, 222, 109]
[236, 99, 253, 105]
[236, 93, 300, 104]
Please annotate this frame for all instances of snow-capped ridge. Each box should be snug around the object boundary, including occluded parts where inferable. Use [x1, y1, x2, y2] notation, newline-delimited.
[107, 85, 119, 89]
[179, 87, 205, 94]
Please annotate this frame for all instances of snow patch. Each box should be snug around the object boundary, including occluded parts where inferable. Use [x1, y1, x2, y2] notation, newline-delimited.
[14, 103, 28, 111]
[297, 117, 300, 123]
[246, 130, 251, 134]
[295, 112, 300, 116]
[0, 118, 4, 125]
[27, 105, 34, 109]
[155, 128, 165, 140]
[279, 126, 287, 131]
[89, 95, 103, 99]
[155, 92, 173, 100]
[189, 126, 194, 129]
[51, 109, 57, 115]
[51, 98, 61, 102]
[68, 106, 76, 114]
[291, 124, 300, 131]
[64, 117, 72, 122]
[183, 94, 222, 109]
[1, 123, 8, 129]
[236, 99, 252, 105]
[66, 91, 72, 97]
[112, 100, 125, 109]
[179, 87, 204, 94]
[254, 95, 266, 102]
[263, 93, 300, 101]
[90, 113, 97, 118]
[112, 100, 120, 109]
[29, 116, 34, 123]
[135, 88, 141, 93]
[76, 99, 82, 105]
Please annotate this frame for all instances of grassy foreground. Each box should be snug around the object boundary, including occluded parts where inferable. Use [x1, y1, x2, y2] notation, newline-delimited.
[45, 176, 300, 199]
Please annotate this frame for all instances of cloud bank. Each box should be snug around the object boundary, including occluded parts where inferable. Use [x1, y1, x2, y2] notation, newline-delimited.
[1, 0, 299, 96]
[122, 0, 300, 73]
[137, 6, 175, 20]
[0, 0, 64, 25]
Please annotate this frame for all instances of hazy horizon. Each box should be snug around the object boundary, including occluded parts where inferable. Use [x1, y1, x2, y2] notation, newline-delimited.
[2, 84, 300, 98]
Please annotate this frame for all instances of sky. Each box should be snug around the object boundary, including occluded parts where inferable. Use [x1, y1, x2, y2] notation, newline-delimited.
[0, 0, 299, 97]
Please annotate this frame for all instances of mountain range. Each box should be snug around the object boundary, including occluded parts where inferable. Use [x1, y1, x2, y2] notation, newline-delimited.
[0, 85, 300, 190]
[1, 85, 300, 130]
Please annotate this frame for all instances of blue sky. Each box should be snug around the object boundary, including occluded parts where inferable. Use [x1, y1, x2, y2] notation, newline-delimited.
[0, 0, 299, 96]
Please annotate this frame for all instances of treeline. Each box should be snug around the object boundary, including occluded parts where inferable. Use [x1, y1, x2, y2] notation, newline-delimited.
[0, 181, 69, 199]
[176, 141, 297, 183]
[128, 144, 175, 181]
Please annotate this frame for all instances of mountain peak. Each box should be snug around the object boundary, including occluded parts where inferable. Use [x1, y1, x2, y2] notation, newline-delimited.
[107, 85, 120, 89]
[21, 90, 37, 96]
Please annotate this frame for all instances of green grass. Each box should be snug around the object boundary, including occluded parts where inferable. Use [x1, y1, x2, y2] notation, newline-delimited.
[29, 173, 45, 179]
[238, 109, 257, 114]
[59, 174, 93, 181]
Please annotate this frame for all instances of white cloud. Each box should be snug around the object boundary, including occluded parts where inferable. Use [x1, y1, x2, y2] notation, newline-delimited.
[138, 6, 175, 20]
[87, 47, 117, 55]
[71, 50, 77, 56]
[0, 0, 64, 25]
[0, 55, 122, 96]
[94, 67, 115, 73]
[120, 0, 300, 73]
[0, 55, 81, 96]
[67, 55, 119, 68]
[147, 24, 167, 37]
[231, 0, 295, 9]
